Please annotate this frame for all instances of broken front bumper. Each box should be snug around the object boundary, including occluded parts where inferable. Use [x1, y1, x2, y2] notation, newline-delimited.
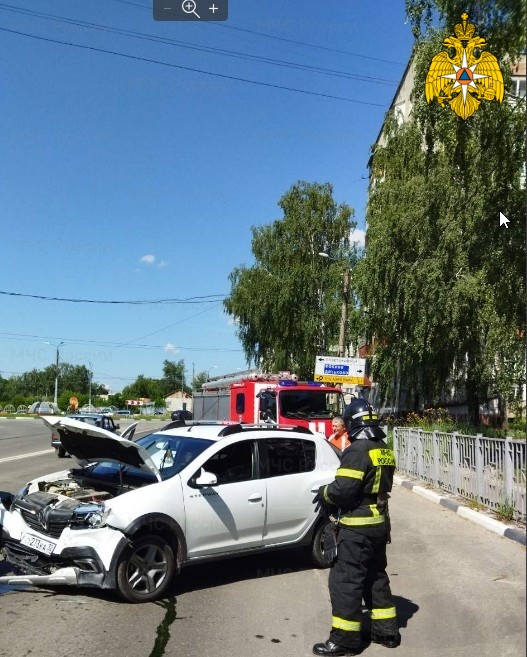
[0, 498, 128, 591]
[0, 567, 80, 587]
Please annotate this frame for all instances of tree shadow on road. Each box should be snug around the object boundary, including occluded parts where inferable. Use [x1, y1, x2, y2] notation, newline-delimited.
[171, 547, 317, 596]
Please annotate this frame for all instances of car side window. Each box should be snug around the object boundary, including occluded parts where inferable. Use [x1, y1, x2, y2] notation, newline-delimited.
[201, 441, 254, 485]
[263, 438, 316, 477]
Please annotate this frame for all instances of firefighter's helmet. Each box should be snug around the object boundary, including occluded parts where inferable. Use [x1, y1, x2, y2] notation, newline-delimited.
[343, 398, 386, 441]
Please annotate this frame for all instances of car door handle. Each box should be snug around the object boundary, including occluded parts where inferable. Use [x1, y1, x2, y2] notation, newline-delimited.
[248, 494, 263, 502]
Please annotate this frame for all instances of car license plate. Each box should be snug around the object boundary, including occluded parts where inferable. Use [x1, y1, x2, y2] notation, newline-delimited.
[20, 532, 56, 556]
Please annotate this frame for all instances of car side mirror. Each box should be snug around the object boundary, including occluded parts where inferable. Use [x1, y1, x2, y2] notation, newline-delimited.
[115, 423, 120, 430]
[195, 469, 218, 487]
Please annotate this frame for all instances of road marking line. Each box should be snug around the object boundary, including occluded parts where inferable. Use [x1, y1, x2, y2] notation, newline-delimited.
[0, 449, 53, 464]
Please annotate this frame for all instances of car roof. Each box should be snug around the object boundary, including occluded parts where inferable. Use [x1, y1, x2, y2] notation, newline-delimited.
[151, 422, 320, 443]
[67, 413, 111, 419]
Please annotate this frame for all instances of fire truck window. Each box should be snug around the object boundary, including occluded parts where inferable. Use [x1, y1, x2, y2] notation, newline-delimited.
[264, 439, 316, 477]
[235, 393, 245, 414]
[258, 391, 277, 422]
[202, 440, 254, 484]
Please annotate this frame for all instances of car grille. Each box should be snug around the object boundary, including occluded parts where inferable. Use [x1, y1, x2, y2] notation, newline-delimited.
[20, 510, 68, 539]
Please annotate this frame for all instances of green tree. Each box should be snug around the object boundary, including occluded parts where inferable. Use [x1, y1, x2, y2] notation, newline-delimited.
[122, 375, 163, 401]
[107, 393, 126, 409]
[192, 371, 209, 391]
[405, 0, 526, 59]
[161, 359, 187, 396]
[224, 181, 356, 379]
[59, 364, 91, 394]
[357, 4, 526, 424]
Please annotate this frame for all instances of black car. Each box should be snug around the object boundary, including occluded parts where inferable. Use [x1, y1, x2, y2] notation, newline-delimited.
[170, 409, 193, 422]
[50, 413, 136, 457]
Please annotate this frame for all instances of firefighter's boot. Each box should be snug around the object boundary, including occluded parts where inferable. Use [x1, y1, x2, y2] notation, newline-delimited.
[312, 639, 361, 656]
[371, 633, 401, 648]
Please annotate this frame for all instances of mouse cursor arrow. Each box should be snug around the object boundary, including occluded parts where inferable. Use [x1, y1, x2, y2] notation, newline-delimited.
[499, 212, 510, 228]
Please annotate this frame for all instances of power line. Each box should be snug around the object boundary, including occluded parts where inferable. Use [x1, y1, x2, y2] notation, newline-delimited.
[0, 331, 242, 352]
[0, 289, 226, 304]
[0, 26, 386, 106]
[109, 0, 404, 66]
[0, 3, 397, 86]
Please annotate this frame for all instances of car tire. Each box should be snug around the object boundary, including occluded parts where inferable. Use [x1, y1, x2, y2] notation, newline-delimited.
[310, 519, 334, 568]
[116, 534, 175, 603]
[56, 446, 66, 458]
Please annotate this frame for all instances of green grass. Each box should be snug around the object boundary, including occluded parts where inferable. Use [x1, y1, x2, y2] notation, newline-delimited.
[496, 500, 515, 522]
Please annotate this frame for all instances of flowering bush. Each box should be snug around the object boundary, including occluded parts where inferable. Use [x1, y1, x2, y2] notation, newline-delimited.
[390, 407, 525, 439]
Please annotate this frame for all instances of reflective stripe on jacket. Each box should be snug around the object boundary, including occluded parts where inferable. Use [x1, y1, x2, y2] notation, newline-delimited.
[323, 432, 396, 531]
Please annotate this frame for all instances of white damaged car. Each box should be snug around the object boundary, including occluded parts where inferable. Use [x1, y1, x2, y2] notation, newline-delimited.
[0, 417, 340, 602]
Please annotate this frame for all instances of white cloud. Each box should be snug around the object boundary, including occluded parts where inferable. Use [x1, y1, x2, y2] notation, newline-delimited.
[351, 228, 366, 249]
[139, 254, 156, 265]
[157, 260, 169, 268]
[164, 342, 179, 354]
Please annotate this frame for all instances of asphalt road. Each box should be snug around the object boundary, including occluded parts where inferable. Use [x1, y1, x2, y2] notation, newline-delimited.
[0, 419, 525, 657]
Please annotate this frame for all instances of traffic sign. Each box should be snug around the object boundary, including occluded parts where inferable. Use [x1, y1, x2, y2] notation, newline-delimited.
[314, 356, 366, 385]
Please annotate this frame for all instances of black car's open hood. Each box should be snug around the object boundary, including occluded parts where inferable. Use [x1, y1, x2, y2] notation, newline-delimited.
[42, 417, 162, 481]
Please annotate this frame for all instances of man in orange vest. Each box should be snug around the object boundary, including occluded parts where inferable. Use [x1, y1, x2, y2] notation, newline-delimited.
[327, 416, 351, 453]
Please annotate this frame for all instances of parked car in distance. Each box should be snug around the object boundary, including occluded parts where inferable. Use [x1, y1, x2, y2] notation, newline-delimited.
[100, 407, 117, 415]
[50, 413, 136, 457]
[0, 418, 340, 602]
[170, 409, 193, 421]
[116, 410, 132, 416]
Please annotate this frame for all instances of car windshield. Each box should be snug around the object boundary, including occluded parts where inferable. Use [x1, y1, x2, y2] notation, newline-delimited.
[85, 434, 214, 483]
[278, 390, 345, 419]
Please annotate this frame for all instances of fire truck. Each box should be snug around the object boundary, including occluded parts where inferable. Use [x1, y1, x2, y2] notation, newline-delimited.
[192, 370, 346, 437]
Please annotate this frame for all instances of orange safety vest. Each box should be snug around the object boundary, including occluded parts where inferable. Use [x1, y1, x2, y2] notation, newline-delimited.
[328, 430, 351, 452]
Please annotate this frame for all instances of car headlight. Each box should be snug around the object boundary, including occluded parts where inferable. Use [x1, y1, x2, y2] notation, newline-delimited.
[70, 502, 110, 529]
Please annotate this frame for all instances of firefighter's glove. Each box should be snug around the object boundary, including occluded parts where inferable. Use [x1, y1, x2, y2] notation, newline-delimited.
[313, 486, 333, 517]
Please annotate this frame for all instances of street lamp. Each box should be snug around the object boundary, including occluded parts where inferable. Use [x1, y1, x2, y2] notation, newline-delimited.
[207, 365, 218, 380]
[318, 253, 351, 358]
[88, 362, 93, 410]
[44, 341, 64, 408]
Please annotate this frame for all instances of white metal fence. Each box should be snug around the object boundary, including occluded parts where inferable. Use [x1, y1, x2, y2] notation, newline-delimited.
[393, 427, 526, 523]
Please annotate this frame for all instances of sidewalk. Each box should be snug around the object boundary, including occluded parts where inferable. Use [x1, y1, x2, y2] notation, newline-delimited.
[393, 474, 526, 546]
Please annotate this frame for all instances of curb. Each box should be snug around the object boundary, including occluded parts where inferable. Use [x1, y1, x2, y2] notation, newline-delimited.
[393, 474, 526, 547]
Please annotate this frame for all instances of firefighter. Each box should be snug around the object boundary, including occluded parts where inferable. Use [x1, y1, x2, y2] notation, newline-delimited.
[312, 399, 401, 656]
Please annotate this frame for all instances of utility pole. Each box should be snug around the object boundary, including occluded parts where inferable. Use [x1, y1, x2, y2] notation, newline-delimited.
[45, 341, 64, 408]
[88, 362, 93, 409]
[54, 345, 60, 407]
[338, 267, 350, 357]
[319, 252, 351, 358]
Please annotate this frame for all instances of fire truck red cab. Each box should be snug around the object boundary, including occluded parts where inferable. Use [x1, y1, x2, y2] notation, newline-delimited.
[194, 371, 346, 438]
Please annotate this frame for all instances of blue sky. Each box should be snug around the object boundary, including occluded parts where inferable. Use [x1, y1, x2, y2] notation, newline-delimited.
[0, 0, 414, 392]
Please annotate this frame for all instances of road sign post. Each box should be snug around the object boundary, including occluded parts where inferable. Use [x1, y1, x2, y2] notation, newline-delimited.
[314, 356, 366, 385]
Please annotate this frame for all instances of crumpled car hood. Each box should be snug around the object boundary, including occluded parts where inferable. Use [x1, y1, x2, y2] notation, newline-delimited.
[42, 417, 162, 481]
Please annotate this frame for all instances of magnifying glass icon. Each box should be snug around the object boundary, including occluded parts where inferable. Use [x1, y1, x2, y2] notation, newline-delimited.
[181, 0, 200, 18]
